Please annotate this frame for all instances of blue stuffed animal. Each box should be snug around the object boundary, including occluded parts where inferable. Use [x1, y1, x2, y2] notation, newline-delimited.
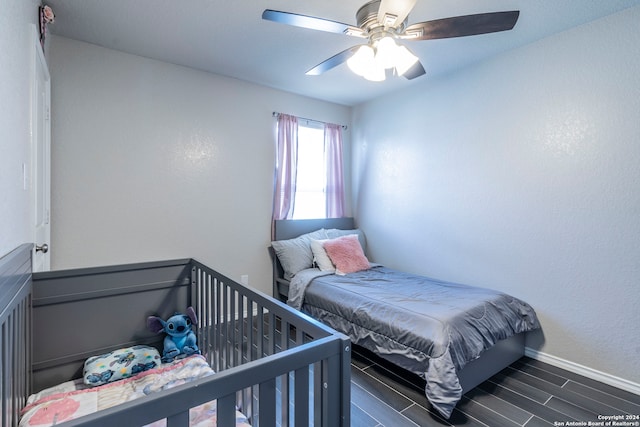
[147, 307, 200, 362]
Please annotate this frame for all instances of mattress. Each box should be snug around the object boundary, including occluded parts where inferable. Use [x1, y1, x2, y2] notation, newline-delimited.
[20, 355, 251, 427]
[289, 265, 541, 418]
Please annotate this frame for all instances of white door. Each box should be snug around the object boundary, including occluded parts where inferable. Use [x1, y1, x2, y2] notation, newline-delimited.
[32, 27, 51, 272]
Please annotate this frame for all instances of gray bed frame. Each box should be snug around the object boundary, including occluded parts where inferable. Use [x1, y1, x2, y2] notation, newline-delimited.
[270, 218, 526, 396]
[1, 244, 350, 427]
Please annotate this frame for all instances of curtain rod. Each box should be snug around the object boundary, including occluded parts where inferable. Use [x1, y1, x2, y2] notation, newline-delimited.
[272, 111, 348, 130]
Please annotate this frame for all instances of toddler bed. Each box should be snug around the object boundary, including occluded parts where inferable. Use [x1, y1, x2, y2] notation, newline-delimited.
[0, 244, 351, 427]
[269, 218, 541, 419]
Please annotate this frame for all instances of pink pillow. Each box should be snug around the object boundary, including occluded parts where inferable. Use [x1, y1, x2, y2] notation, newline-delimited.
[323, 235, 370, 275]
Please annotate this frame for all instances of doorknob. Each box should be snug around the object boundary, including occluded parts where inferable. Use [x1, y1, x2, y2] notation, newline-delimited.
[36, 243, 49, 253]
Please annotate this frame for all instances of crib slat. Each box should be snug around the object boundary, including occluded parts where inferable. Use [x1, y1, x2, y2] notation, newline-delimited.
[246, 298, 254, 363]
[222, 283, 228, 369]
[294, 366, 310, 426]
[256, 306, 264, 359]
[267, 312, 276, 356]
[7, 312, 14, 427]
[280, 320, 290, 426]
[215, 277, 223, 371]
[280, 372, 289, 426]
[313, 362, 322, 426]
[204, 272, 213, 366]
[295, 324, 303, 346]
[14, 304, 21, 423]
[237, 294, 244, 366]
[2, 321, 8, 427]
[215, 276, 222, 372]
[218, 394, 236, 427]
[233, 288, 238, 366]
[259, 378, 276, 425]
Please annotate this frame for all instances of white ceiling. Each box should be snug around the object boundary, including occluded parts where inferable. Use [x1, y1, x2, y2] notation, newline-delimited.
[46, 0, 640, 106]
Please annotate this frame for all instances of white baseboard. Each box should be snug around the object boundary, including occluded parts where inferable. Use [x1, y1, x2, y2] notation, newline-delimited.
[525, 347, 640, 396]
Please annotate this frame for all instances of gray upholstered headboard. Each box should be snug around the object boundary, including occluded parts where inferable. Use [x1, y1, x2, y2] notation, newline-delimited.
[273, 217, 355, 241]
[270, 217, 356, 300]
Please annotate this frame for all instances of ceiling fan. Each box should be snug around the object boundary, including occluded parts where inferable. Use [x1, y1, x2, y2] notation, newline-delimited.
[262, 0, 519, 81]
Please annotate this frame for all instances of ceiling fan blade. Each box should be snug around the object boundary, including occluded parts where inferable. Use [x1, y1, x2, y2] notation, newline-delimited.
[377, 0, 417, 28]
[306, 45, 362, 76]
[402, 60, 425, 80]
[400, 10, 520, 40]
[262, 9, 365, 37]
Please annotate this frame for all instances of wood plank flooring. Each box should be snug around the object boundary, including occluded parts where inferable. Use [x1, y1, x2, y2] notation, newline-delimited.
[350, 345, 640, 427]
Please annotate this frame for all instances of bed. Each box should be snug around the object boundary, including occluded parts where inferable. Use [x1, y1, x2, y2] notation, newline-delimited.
[0, 243, 351, 427]
[269, 218, 541, 419]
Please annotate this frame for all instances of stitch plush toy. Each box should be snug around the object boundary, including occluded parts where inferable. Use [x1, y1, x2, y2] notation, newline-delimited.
[147, 307, 200, 362]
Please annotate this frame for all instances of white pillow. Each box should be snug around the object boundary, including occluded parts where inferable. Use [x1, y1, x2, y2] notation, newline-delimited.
[310, 239, 335, 272]
[83, 345, 161, 386]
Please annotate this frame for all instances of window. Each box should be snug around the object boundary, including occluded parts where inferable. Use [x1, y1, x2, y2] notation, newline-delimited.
[272, 112, 344, 226]
[292, 123, 325, 219]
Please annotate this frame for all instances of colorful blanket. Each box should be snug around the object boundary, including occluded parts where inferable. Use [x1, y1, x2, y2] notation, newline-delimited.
[20, 355, 251, 427]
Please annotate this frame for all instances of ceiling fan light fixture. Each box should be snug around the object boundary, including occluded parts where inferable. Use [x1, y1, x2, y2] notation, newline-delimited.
[263, 4, 521, 83]
[394, 45, 419, 76]
[374, 36, 399, 69]
[347, 45, 375, 76]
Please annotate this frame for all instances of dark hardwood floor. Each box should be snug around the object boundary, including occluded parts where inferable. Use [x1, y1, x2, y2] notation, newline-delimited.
[350, 346, 640, 427]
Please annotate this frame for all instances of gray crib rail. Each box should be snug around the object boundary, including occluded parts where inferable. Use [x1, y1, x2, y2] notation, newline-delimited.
[0, 244, 33, 427]
[191, 260, 351, 426]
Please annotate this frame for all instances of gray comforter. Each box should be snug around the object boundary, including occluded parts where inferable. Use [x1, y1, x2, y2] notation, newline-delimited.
[287, 265, 540, 418]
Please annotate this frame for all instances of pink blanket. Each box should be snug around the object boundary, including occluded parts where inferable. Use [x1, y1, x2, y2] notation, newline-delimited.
[20, 355, 251, 427]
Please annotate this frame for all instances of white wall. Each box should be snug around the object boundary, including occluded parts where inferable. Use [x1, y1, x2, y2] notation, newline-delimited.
[49, 36, 351, 295]
[0, 0, 43, 258]
[352, 7, 640, 385]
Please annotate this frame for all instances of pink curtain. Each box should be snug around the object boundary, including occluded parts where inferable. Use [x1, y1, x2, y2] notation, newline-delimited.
[324, 123, 345, 218]
[272, 114, 299, 227]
